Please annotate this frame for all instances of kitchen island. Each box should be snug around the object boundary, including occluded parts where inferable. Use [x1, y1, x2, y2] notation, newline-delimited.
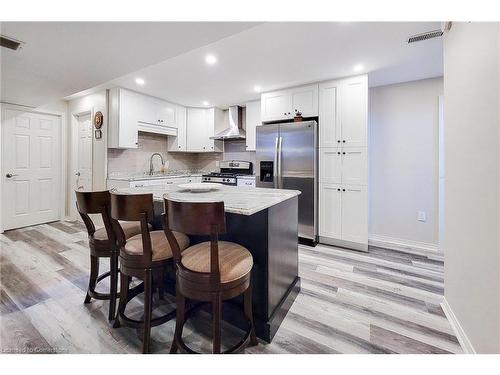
[117, 185, 301, 343]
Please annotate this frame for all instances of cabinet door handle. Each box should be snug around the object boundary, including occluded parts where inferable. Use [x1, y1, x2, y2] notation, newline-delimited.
[342, 140, 346, 143]
[342, 152, 346, 155]
[337, 152, 340, 155]
[342, 188, 346, 192]
[337, 188, 341, 191]
[337, 140, 341, 143]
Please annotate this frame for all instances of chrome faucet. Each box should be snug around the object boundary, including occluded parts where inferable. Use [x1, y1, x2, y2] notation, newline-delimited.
[149, 153, 165, 175]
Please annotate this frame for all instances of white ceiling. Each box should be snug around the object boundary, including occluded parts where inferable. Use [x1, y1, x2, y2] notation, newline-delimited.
[1, 22, 443, 108]
[0, 22, 259, 106]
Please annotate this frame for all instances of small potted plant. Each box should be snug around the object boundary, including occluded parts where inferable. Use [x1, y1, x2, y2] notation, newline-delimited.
[294, 110, 303, 122]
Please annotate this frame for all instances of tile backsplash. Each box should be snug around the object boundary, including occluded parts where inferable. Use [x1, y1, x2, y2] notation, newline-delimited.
[107, 133, 255, 176]
[222, 140, 256, 167]
[108, 132, 204, 174]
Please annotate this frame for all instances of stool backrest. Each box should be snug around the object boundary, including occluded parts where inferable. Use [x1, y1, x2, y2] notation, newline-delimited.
[163, 198, 225, 280]
[75, 190, 115, 242]
[110, 192, 154, 260]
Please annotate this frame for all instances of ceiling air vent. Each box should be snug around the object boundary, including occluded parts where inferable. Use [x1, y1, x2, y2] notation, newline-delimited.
[0, 35, 24, 51]
[407, 29, 443, 44]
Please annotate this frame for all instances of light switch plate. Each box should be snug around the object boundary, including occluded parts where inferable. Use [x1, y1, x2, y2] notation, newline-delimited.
[418, 211, 427, 222]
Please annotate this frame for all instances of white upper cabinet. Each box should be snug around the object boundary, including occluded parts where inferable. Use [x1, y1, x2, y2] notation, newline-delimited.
[319, 80, 341, 147]
[108, 88, 182, 148]
[340, 75, 368, 147]
[261, 84, 318, 122]
[261, 90, 291, 122]
[319, 75, 367, 148]
[108, 88, 139, 149]
[185, 107, 223, 152]
[245, 100, 261, 151]
[290, 84, 318, 118]
[186, 108, 206, 152]
[156, 101, 177, 126]
[167, 106, 187, 152]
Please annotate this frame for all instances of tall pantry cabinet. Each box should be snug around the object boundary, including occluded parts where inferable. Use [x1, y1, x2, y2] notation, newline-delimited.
[318, 75, 368, 251]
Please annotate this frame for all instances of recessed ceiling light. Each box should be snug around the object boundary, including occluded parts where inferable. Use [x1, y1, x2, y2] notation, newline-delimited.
[135, 77, 145, 85]
[254, 85, 262, 93]
[205, 54, 217, 65]
[202, 101, 209, 106]
[353, 64, 364, 72]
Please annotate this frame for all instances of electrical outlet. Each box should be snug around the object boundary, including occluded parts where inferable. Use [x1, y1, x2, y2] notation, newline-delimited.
[417, 211, 427, 222]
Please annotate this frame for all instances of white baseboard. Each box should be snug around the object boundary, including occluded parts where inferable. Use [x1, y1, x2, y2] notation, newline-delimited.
[369, 234, 441, 256]
[441, 298, 476, 354]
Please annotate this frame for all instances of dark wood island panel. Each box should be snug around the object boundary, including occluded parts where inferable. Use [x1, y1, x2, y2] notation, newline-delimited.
[153, 195, 300, 342]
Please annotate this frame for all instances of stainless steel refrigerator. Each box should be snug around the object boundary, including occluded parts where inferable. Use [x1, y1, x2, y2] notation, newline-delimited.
[256, 120, 317, 243]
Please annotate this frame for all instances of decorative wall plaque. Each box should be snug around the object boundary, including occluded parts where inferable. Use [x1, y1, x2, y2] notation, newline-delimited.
[94, 111, 104, 129]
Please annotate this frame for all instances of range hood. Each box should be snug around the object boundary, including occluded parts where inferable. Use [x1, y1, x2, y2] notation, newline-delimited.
[210, 105, 246, 140]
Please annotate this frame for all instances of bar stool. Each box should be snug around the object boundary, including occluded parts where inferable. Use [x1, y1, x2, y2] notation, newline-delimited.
[162, 197, 258, 354]
[111, 192, 190, 353]
[75, 190, 144, 321]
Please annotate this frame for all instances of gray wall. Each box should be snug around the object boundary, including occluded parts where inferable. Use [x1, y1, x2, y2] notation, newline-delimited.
[369, 78, 443, 246]
[444, 22, 500, 353]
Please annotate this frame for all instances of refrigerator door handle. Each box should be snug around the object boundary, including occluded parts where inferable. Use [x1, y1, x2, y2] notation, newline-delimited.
[278, 136, 283, 189]
[273, 137, 279, 188]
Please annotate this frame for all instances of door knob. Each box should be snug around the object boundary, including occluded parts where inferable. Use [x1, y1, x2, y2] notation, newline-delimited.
[75, 172, 81, 176]
[5, 173, 18, 178]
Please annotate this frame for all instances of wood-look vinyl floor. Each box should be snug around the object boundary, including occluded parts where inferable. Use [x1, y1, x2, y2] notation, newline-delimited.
[0, 221, 462, 354]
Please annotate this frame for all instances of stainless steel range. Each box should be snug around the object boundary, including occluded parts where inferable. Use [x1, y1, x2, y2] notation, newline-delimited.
[202, 160, 253, 186]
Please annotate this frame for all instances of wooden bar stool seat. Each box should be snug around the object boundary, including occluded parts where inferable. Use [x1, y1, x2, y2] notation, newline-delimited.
[181, 241, 253, 284]
[93, 221, 146, 241]
[75, 190, 131, 322]
[124, 231, 189, 261]
[163, 198, 258, 354]
[111, 192, 190, 353]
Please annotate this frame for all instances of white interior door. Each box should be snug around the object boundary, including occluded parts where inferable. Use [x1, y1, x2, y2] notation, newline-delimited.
[76, 112, 93, 191]
[2, 108, 61, 230]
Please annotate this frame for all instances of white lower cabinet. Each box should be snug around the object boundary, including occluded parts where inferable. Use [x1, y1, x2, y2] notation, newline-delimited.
[339, 185, 368, 244]
[320, 147, 367, 185]
[319, 184, 342, 239]
[237, 176, 256, 187]
[107, 175, 202, 190]
[320, 148, 342, 184]
[319, 183, 367, 246]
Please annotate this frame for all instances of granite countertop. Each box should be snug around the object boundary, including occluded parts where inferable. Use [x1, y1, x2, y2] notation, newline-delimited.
[108, 171, 205, 181]
[116, 184, 300, 216]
